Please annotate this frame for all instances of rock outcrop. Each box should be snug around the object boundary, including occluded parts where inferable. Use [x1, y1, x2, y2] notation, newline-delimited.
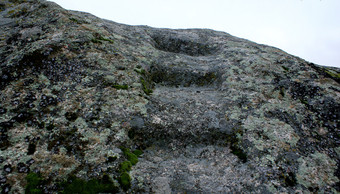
[0, 0, 339, 193]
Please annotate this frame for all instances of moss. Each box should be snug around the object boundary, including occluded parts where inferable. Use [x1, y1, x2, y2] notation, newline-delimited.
[91, 33, 114, 44]
[140, 77, 153, 95]
[26, 173, 118, 193]
[112, 84, 128, 90]
[69, 17, 82, 24]
[8, 7, 28, 18]
[134, 68, 146, 76]
[118, 172, 131, 191]
[133, 149, 143, 157]
[121, 147, 138, 165]
[61, 175, 118, 194]
[91, 38, 102, 44]
[97, 36, 114, 43]
[25, 172, 43, 194]
[9, 0, 25, 3]
[126, 152, 138, 165]
[325, 70, 340, 79]
[135, 66, 153, 95]
[117, 147, 143, 190]
[119, 161, 132, 173]
[300, 99, 309, 106]
[281, 66, 290, 72]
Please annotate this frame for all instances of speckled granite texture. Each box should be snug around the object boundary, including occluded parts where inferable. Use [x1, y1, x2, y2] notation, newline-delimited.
[0, 0, 339, 193]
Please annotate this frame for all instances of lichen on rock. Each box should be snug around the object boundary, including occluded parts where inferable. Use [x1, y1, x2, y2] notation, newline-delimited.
[0, 0, 339, 193]
[297, 152, 339, 190]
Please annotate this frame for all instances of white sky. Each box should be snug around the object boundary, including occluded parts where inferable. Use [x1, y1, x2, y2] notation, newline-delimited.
[49, 0, 340, 68]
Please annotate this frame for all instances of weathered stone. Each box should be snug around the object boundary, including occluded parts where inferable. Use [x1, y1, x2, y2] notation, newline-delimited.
[0, 0, 339, 193]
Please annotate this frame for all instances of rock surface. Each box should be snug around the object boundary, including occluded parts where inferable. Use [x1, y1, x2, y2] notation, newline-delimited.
[0, 0, 339, 193]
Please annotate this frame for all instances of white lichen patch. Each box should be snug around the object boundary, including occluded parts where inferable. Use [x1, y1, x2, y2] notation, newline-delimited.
[32, 145, 80, 178]
[243, 115, 300, 152]
[83, 144, 108, 165]
[296, 152, 339, 189]
[71, 117, 88, 134]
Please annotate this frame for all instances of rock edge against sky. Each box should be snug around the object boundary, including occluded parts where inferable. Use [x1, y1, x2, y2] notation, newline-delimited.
[0, 0, 339, 193]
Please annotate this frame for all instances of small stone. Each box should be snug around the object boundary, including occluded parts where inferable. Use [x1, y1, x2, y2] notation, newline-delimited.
[3, 165, 12, 173]
[2, 184, 11, 194]
[26, 159, 35, 166]
[0, 108, 6, 115]
[0, 175, 6, 184]
[17, 162, 29, 173]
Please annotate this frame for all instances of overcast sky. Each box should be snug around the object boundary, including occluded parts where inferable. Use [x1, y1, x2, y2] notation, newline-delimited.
[49, 0, 340, 68]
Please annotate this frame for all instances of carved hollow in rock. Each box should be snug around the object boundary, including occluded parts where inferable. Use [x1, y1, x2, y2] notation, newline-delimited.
[149, 65, 221, 87]
[151, 35, 216, 56]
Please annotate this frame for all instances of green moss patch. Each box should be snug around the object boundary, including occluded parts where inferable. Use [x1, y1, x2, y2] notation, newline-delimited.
[133, 149, 143, 157]
[140, 77, 153, 95]
[134, 66, 153, 95]
[281, 66, 290, 72]
[61, 175, 118, 194]
[119, 161, 132, 173]
[91, 33, 114, 44]
[117, 147, 143, 190]
[69, 17, 82, 24]
[325, 70, 340, 79]
[112, 84, 129, 90]
[118, 172, 131, 191]
[121, 147, 139, 165]
[26, 173, 118, 194]
[134, 68, 146, 76]
[25, 172, 44, 194]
